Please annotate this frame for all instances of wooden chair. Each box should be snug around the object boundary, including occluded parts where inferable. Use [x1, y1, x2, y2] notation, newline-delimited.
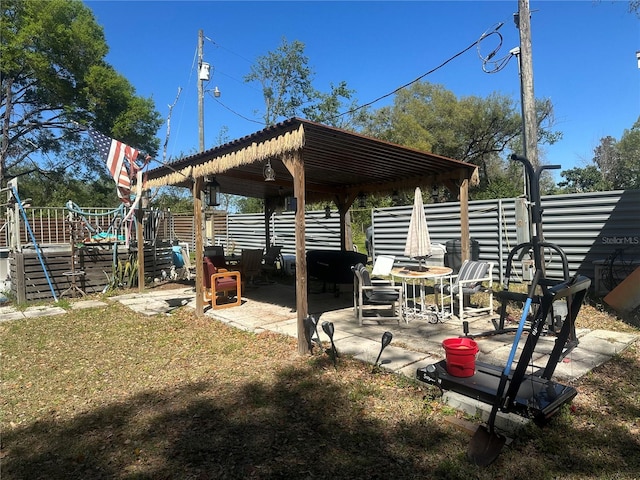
[207, 254, 230, 270]
[240, 248, 264, 286]
[203, 256, 241, 309]
[352, 263, 404, 326]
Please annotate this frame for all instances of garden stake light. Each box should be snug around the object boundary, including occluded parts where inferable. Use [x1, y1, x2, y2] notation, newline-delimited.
[321, 321, 338, 369]
[303, 315, 321, 353]
[373, 331, 393, 370]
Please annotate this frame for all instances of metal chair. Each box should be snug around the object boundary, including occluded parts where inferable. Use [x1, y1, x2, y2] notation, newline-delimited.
[438, 259, 494, 322]
[261, 245, 283, 283]
[352, 263, 404, 326]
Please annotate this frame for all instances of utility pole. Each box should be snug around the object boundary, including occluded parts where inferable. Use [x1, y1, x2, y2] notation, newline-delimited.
[195, 29, 205, 316]
[194, 29, 220, 315]
[516, 0, 539, 169]
[516, 0, 547, 279]
[198, 29, 205, 152]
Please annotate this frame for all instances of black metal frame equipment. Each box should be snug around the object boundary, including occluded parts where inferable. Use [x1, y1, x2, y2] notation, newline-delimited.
[417, 274, 589, 425]
[416, 155, 592, 464]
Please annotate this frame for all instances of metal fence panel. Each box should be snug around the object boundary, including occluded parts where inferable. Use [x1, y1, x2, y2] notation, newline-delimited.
[2, 207, 130, 248]
[226, 210, 343, 255]
[4, 190, 638, 295]
[371, 189, 640, 293]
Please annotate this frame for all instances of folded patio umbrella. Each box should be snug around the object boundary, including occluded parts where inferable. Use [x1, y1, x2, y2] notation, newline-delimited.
[404, 186, 432, 270]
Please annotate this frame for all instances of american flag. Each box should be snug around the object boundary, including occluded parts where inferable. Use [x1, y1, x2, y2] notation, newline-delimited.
[88, 128, 139, 205]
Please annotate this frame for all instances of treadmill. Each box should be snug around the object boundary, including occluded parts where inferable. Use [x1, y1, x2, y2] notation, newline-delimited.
[417, 274, 589, 425]
[417, 154, 591, 426]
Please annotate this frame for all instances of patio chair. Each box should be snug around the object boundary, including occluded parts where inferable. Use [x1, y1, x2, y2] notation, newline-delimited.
[352, 263, 404, 326]
[203, 256, 241, 309]
[436, 259, 494, 322]
[207, 254, 230, 270]
[261, 245, 283, 283]
[205, 245, 225, 258]
[239, 248, 264, 286]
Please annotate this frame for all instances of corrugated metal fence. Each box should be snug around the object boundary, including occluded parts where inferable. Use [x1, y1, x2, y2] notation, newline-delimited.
[224, 211, 343, 255]
[370, 189, 640, 292]
[219, 190, 639, 294]
[4, 191, 638, 294]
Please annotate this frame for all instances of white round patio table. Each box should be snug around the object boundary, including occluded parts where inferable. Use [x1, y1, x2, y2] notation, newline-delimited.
[391, 266, 453, 322]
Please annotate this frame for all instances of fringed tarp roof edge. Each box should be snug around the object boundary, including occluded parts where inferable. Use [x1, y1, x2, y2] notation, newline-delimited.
[144, 123, 305, 189]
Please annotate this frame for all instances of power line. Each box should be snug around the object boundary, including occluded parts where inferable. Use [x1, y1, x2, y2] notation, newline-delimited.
[477, 22, 517, 74]
[204, 35, 253, 64]
[199, 21, 512, 128]
[211, 96, 264, 125]
[332, 22, 507, 121]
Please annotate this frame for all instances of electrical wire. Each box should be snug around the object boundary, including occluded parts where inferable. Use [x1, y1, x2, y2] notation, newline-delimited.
[216, 70, 262, 93]
[331, 41, 477, 121]
[189, 34, 265, 128]
[476, 22, 516, 74]
[331, 21, 508, 122]
[205, 36, 253, 64]
[211, 95, 264, 125]
[166, 46, 199, 160]
[197, 20, 514, 130]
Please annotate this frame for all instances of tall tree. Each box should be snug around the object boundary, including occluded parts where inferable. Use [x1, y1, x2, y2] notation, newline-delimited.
[592, 120, 640, 191]
[238, 38, 359, 214]
[557, 165, 610, 193]
[0, 0, 162, 199]
[302, 80, 364, 129]
[244, 37, 357, 128]
[615, 118, 640, 189]
[244, 38, 315, 126]
[357, 81, 561, 198]
[593, 135, 622, 188]
[557, 117, 640, 193]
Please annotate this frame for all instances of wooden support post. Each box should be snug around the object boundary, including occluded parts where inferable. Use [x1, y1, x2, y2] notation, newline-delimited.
[283, 152, 308, 355]
[14, 252, 25, 303]
[517, 0, 539, 168]
[336, 192, 358, 252]
[264, 205, 272, 248]
[136, 203, 145, 292]
[459, 176, 470, 262]
[194, 177, 205, 317]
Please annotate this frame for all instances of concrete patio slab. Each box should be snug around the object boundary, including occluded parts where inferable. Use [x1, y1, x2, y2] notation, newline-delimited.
[104, 284, 638, 385]
[70, 299, 108, 309]
[23, 305, 67, 318]
[0, 306, 27, 322]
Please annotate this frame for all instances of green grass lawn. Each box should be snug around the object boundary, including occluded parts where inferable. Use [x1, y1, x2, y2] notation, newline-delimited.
[1, 299, 639, 479]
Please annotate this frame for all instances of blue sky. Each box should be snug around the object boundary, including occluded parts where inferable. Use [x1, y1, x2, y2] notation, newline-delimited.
[84, 1, 639, 177]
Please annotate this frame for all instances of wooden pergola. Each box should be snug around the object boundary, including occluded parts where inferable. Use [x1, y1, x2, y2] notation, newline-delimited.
[144, 117, 478, 354]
